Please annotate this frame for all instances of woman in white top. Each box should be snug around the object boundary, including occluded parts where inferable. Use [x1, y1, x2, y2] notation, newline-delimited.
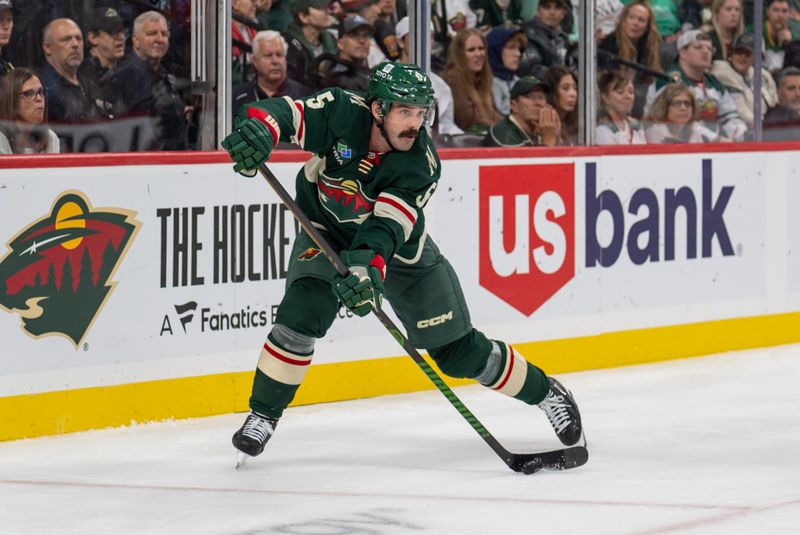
[596, 70, 646, 145]
[644, 83, 721, 143]
[0, 68, 60, 154]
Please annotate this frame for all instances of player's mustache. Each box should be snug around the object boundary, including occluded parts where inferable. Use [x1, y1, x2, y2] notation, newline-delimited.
[399, 129, 419, 138]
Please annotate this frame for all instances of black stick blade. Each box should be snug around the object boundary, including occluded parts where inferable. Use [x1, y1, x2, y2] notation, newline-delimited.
[508, 446, 589, 474]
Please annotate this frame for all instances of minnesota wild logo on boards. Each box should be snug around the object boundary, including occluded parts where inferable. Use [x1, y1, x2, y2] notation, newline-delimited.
[0, 191, 141, 347]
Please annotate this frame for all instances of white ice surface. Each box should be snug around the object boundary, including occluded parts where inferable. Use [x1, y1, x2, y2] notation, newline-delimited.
[1, 344, 799, 535]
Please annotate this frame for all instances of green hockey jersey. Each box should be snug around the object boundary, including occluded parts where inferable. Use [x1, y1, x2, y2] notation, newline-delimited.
[240, 87, 441, 263]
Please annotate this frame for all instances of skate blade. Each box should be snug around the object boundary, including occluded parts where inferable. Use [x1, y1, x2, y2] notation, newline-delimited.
[235, 450, 251, 470]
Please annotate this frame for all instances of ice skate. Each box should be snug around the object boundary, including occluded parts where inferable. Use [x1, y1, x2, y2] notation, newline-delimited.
[538, 378, 582, 446]
[232, 411, 278, 468]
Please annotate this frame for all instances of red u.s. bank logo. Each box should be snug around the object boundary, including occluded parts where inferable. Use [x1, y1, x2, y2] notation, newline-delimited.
[479, 163, 575, 316]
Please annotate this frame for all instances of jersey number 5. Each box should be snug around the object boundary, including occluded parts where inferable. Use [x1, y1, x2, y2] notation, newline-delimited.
[305, 91, 335, 109]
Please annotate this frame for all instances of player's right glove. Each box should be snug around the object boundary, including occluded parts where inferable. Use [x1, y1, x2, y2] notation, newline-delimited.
[221, 117, 275, 177]
[333, 250, 386, 317]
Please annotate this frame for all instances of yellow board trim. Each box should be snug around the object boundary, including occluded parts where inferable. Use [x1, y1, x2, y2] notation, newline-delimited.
[2, 311, 799, 442]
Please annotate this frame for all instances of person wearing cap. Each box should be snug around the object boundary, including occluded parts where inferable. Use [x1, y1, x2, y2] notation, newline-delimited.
[78, 7, 126, 95]
[712, 32, 778, 128]
[107, 11, 188, 150]
[315, 15, 373, 91]
[372, 0, 400, 61]
[0, 0, 16, 80]
[341, 0, 387, 67]
[395, 16, 463, 136]
[645, 30, 747, 141]
[40, 18, 106, 126]
[763, 66, 800, 139]
[233, 30, 311, 116]
[519, 0, 571, 80]
[283, 0, 337, 88]
[469, 0, 522, 30]
[485, 76, 561, 147]
[487, 26, 526, 116]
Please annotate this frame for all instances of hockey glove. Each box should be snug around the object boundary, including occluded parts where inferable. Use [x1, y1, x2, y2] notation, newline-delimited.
[221, 117, 275, 177]
[333, 250, 386, 317]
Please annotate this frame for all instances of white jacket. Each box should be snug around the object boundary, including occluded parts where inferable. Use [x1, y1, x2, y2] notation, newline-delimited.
[711, 60, 778, 128]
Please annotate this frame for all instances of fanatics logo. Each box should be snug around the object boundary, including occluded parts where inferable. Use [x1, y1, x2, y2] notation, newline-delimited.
[0, 191, 140, 346]
[479, 164, 575, 316]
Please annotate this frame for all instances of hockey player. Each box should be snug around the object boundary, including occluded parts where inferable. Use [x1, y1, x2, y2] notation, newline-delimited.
[222, 61, 583, 463]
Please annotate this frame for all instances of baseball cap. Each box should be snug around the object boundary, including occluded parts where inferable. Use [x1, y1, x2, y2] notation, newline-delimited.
[289, 0, 330, 16]
[732, 33, 755, 53]
[395, 16, 434, 40]
[341, 0, 379, 13]
[510, 76, 549, 99]
[87, 7, 124, 34]
[0, 0, 19, 14]
[339, 15, 374, 36]
[677, 29, 710, 50]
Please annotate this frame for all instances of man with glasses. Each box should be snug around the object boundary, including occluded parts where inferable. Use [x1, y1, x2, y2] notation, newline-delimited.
[645, 30, 747, 141]
[0, 0, 16, 80]
[484, 76, 561, 146]
[79, 8, 126, 105]
[318, 14, 372, 91]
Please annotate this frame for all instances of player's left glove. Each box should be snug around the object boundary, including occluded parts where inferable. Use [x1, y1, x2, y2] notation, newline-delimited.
[333, 250, 386, 317]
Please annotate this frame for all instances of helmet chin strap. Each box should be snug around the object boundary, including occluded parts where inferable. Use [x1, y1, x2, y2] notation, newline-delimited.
[375, 113, 401, 152]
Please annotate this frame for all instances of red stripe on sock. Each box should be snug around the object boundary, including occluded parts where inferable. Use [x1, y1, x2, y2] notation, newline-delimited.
[492, 346, 515, 391]
[263, 342, 311, 367]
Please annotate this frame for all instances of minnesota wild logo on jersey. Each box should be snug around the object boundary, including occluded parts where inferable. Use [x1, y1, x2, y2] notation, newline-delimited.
[317, 175, 376, 224]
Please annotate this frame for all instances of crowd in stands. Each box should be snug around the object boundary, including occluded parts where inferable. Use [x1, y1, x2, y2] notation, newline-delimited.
[4, 0, 800, 154]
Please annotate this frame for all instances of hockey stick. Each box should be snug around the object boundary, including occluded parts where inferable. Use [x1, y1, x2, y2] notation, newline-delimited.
[257, 163, 587, 474]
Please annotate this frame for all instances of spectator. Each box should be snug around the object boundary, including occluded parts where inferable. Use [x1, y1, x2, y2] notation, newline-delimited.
[763, 66, 800, 139]
[644, 82, 721, 142]
[441, 28, 502, 133]
[596, 0, 625, 42]
[596, 70, 646, 144]
[542, 65, 578, 144]
[598, 0, 663, 117]
[765, 0, 797, 71]
[341, 0, 386, 67]
[649, 0, 682, 41]
[232, 30, 311, 116]
[78, 7, 126, 107]
[469, 0, 522, 30]
[395, 16, 463, 136]
[485, 76, 561, 146]
[40, 18, 106, 124]
[256, 0, 275, 29]
[108, 11, 188, 150]
[317, 15, 372, 91]
[703, 0, 744, 62]
[487, 26, 526, 116]
[373, 0, 400, 60]
[783, 38, 800, 68]
[283, 0, 338, 88]
[264, 0, 292, 32]
[519, 0, 571, 79]
[233, 0, 260, 84]
[645, 30, 747, 140]
[712, 32, 778, 128]
[0, 0, 15, 79]
[0, 67, 59, 153]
